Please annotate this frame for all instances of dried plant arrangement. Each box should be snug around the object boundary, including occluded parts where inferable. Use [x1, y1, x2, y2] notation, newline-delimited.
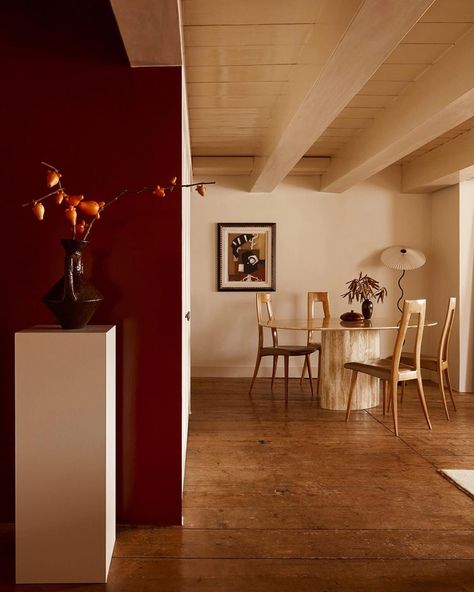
[341, 272, 388, 304]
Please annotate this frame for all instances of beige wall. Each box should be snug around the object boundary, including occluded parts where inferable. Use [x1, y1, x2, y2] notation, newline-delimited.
[182, 70, 192, 486]
[459, 180, 474, 391]
[191, 167, 432, 377]
[429, 185, 460, 387]
[429, 180, 474, 392]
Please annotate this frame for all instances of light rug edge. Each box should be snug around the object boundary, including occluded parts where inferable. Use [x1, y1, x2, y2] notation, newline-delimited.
[439, 469, 474, 500]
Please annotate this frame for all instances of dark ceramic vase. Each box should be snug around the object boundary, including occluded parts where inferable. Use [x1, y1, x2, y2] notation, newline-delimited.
[43, 239, 103, 330]
[361, 299, 373, 320]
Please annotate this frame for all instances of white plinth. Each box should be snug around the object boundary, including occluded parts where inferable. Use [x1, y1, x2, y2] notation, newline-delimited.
[15, 325, 116, 584]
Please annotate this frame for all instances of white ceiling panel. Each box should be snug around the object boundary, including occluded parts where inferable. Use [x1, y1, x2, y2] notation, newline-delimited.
[188, 95, 276, 109]
[187, 81, 286, 97]
[185, 45, 304, 67]
[183, 24, 313, 46]
[386, 43, 450, 63]
[185, 65, 291, 83]
[182, 0, 325, 26]
[173, 0, 474, 189]
[420, 0, 474, 22]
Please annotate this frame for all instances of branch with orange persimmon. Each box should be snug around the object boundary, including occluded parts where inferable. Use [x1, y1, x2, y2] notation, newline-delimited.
[22, 161, 215, 241]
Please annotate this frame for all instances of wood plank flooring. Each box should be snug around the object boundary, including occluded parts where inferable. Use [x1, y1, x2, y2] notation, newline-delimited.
[1, 377, 474, 590]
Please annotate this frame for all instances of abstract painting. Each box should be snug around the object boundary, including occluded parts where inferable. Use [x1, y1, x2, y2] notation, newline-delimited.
[217, 223, 276, 291]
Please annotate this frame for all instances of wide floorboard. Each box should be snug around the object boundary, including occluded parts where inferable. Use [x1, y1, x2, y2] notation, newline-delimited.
[1, 377, 474, 590]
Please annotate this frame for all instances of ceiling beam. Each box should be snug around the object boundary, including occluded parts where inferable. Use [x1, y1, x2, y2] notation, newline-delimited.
[402, 128, 474, 193]
[193, 156, 330, 177]
[110, 0, 182, 66]
[249, 0, 435, 193]
[322, 26, 474, 193]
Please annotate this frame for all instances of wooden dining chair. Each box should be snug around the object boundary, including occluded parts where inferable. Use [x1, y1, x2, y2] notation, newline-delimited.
[397, 297, 456, 420]
[345, 299, 431, 436]
[300, 291, 330, 397]
[249, 293, 317, 404]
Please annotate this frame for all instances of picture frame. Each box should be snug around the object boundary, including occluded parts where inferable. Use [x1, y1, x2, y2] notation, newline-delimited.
[217, 223, 276, 291]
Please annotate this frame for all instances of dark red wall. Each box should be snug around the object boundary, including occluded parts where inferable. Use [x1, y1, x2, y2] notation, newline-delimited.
[0, 1, 183, 524]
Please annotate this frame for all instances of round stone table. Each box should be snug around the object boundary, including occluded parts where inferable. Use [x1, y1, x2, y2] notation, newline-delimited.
[262, 318, 436, 411]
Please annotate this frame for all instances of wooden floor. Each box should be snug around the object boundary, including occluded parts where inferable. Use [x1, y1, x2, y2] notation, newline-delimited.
[2, 377, 474, 590]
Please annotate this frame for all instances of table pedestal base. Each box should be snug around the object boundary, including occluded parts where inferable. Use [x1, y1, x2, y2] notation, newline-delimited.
[319, 329, 380, 411]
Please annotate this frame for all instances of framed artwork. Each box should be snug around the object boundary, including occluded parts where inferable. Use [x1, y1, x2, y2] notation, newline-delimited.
[217, 223, 276, 291]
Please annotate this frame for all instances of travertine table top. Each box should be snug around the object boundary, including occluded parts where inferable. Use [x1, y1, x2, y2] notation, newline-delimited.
[263, 318, 437, 331]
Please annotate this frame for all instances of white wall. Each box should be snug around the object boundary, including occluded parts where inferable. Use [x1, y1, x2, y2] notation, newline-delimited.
[429, 185, 460, 387]
[191, 167, 432, 377]
[459, 180, 474, 391]
[429, 180, 474, 392]
[181, 68, 192, 489]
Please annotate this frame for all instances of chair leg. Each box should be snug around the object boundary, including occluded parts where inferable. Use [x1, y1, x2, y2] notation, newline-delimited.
[300, 357, 307, 385]
[284, 355, 289, 406]
[415, 375, 432, 430]
[345, 371, 358, 422]
[391, 378, 399, 436]
[382, 380, 387, 415]
[305, 354, 314, 399]
[437, 365, 450, 420]
[271, 356, 278, 390]
[316, 351, 321, 397]
[387, 382, 403, 411]
[249, 353, 262, 395]
[444, 367, 457, 411]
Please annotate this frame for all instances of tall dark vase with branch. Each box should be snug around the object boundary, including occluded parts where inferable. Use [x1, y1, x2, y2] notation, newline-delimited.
[341, 272, 388, 319]
[24, 162, 215, 329]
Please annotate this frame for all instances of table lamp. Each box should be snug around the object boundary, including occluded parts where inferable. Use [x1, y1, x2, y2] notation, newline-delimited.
[380, 246, 426, 313]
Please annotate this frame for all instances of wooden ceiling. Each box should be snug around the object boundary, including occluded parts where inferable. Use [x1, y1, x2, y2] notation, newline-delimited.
[112, 0, 474, 193]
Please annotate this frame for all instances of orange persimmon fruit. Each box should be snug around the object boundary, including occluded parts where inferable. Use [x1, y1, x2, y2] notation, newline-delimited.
[78, 200, 100, 217]
[196, 184, 206, 197]
[32, 202, 45, 220]
[65, 206, 77, 226]
[153, 185, 166, 198]
[55, 190, 65, 205]
[76, 220, 87, 237]
[46, 170, 61, 188]
[66, 194, 84, 207]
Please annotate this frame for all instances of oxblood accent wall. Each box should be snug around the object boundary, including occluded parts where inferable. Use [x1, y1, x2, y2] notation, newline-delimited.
[0, 2, 183, 524]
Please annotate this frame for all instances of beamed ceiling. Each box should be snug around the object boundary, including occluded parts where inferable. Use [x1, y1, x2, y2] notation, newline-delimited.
[112, 0, 474, 193]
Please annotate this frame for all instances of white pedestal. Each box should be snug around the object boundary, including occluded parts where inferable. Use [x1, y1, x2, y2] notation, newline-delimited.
[15, 325, 116, 584]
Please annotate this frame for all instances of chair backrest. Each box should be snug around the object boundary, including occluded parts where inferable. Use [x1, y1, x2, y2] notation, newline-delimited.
[438, 297, 456, 363]
[307, 292, 331, 320]
[307, 291, 330, 342]
[256, 293, 278, 347]
[391, 299, 426, 376]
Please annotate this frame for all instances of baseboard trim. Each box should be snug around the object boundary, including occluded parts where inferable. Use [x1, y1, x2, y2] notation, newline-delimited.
[191, 365, 313, 378]
[190, 370, 472, 392]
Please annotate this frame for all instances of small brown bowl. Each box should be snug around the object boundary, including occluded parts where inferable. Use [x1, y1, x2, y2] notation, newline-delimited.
[340, 310, 364, 322]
